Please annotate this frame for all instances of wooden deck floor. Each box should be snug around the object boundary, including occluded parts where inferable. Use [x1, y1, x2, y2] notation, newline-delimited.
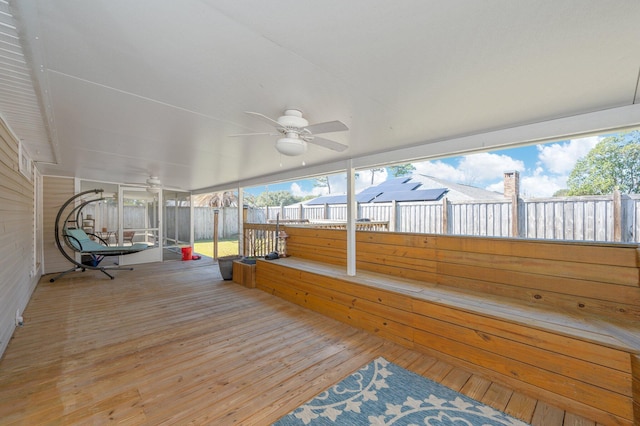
[0, 260, 600, 425]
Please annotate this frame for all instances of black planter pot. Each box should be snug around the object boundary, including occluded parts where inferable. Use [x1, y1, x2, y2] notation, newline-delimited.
[218, 255, 242, 280]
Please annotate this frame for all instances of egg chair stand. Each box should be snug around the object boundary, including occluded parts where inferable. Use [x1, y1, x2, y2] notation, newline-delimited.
[50, 188, 148, 282]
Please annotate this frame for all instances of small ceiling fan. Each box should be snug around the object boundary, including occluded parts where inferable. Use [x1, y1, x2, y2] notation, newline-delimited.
[124, 176, 163, 193]
[230, 109, 349, 156]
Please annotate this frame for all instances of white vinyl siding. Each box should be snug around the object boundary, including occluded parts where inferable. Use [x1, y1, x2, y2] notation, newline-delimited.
[0, 118, 38, 358]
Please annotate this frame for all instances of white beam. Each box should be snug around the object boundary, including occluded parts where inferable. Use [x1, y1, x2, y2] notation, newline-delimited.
[346, 160, 356, 276]
[353, 103, 640, 169]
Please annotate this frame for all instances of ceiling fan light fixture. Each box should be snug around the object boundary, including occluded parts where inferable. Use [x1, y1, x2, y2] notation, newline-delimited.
[276, 137, 307, 156]
[146, 176, 162, 186]
[237, 109, 349, 155]
[278, 109, 308, 128]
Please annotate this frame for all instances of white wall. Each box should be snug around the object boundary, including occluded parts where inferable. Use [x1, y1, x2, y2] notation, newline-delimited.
[0, 118, 40, 358]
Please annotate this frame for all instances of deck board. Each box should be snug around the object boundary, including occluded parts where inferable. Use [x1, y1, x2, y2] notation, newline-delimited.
[0, 260, 595, 424]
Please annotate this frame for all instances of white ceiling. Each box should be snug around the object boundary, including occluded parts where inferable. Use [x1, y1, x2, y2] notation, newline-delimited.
[4, 0, 640, 192]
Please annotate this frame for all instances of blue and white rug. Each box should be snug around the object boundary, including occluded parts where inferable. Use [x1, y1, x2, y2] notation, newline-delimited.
[273, 357, 530, 425]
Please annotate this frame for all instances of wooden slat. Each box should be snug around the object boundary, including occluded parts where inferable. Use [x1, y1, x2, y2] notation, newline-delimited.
[632, 355, 640, 426]
[531, 401, 566, 426]
[357, 230, 432, 248]
[435, 234, 640, 267]
[481, 382, 513, 411]
[437, 249, 638, 287]
[409, 312, 631, 395]
[562, 413, 596, 426]
[505, 392, 537, 424]
[460, 374, 491, 400]
[412, 328, 632, 420]
[437, 263, 640, 320]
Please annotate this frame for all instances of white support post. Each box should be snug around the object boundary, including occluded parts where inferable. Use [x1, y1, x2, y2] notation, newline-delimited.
[189, 193, 194, 248]
[346, 160, 356, 276]
[390, 200, 397, 232]
[237, 186, 244, 256]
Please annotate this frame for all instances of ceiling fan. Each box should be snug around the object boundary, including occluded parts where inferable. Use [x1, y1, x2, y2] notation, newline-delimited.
[231, 109, 349, 156]
[125, 176, 182, 194]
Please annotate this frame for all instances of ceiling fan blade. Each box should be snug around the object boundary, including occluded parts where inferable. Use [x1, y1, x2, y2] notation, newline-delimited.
[306, 136, 348, 152]
[305, 120, 348, 134]
[245, 111, 281, 127]
[228, 132, 279, 137]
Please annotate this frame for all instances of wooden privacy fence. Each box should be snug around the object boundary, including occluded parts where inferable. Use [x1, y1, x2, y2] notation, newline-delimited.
[80, 205, 242, 241]
[252, 191, 640, 243]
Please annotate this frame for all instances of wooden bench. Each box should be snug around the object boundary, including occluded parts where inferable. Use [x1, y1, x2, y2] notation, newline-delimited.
[255, 226, 640, 426]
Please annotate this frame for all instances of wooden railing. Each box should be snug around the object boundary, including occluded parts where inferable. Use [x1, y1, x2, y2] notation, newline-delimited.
[243, 223, 278, 257]
[304, 220, 389, 231]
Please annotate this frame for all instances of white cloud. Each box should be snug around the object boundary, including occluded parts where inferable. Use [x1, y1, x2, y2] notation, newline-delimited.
[536, 136, 599, 174]
[317, 169, 389, 195]
[458, 153, 525, 183]
[485, 181, 504, 193]
[413, 160, 466, 182]
[290, 169, 389, 198]
[414, 152, 524, 186]
[520, 170, 567, 198]
[290, 182, 324, 197]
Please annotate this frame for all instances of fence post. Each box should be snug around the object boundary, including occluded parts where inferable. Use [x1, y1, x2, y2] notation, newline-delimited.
[299, 204, 304, 221]
[390, 200, 397, 232]
[511, 194, 520, 238]
[613, 189, 621, 242]
[324, 203, 329, 220]
[442, 197, 449, 234]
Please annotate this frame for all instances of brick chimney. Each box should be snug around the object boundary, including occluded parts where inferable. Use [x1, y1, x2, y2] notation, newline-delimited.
[503, 171, 520, 198]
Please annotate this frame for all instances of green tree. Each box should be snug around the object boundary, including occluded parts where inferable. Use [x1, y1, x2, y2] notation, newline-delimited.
[567, 131, 640, 195]
[552, 188, 570, 197]
[255, 190, 300, 207]
[388, 163, 415, 177]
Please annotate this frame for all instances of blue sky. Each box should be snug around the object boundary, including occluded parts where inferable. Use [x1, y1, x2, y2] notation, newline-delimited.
[245, 135, 604, 198]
